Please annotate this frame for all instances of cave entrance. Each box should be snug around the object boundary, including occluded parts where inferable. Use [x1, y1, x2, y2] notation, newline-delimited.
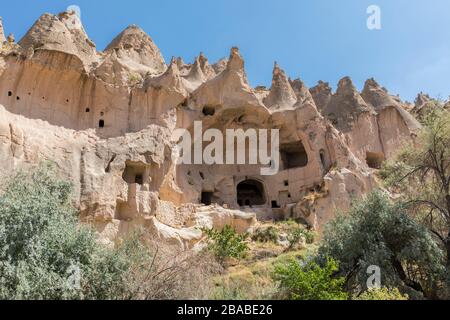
[201, 192, 213, 206]
[280, 141, 308, 169]
[237, 179, 266, 207]
[366, 152, 385, 169]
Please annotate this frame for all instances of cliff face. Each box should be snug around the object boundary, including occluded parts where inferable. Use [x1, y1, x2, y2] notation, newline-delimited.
[0, 11, 422, 247]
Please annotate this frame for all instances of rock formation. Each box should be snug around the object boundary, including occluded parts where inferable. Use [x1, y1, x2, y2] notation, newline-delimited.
[0, 18, 5, 44]
[0, 11, 423, 248]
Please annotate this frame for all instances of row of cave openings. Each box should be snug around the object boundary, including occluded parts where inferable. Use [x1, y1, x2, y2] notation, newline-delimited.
[6, 90, 107, 129]
[200, 179, 301, 209]
[200, 179, 268, 208]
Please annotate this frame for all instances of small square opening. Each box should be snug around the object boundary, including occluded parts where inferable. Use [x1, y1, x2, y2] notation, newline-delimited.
[201, 192, 213, 206]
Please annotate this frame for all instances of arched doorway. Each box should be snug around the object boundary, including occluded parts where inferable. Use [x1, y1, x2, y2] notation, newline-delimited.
[237, 179, 266, 207]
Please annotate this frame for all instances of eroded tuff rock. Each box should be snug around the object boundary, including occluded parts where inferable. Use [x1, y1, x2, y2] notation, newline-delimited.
[0, 18, 5, 43]
[97, 24, 167, 85]
[0, 11, 424, 246]
[19, 12, 99, 69]
[264, 63, 298, 111]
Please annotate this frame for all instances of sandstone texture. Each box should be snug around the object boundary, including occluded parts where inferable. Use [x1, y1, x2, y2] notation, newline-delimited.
[0, 11, 422, 247]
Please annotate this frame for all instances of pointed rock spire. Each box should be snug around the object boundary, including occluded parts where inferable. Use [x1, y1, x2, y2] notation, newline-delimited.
[212, 57, 228, 75]
[145, 56, 186, 94]
[189, 47, 262, 110]
[361, 78, 398, 110]
[334, 76, 371, 113]
[310, 81, 332, 112]
[290, 78, 315, 106]
[322, 77, 372, 130]
[176, 57, 185, 69]
[185, 55, 206, 83]
[0, 17, 6, 43]
[264, 62, 297, 110]
[105, 25, 166, 75]
[227, 47, 245, 73]
[19, 12, 98, 67]
[198, 52, 216, 79]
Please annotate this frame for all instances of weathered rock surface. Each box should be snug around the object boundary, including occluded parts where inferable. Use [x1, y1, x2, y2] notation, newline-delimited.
[0, 18, 6, 44]
[0, 11, 425, 246]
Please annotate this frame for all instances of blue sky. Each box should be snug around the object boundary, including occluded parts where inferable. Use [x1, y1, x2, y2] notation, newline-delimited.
[1, 0, 449, 102]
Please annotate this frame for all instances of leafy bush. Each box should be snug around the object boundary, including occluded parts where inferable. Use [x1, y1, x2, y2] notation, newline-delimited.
[251, 226, 279, 243]
[286, 227, 315, 250]
[204, 225, 248, 263]
[274, 257, 348, 300]
[354, 287, 409, 301]
[0, 163, 220, 300]
[318, 191, 446, 299]
[0, 163, 134, 299]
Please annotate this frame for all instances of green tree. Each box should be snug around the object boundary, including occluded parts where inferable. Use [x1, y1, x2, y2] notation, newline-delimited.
[318, 191, 446, 299]
[274, 257, 348, 300]
[0, 163, 137, 299]
[203, 225, 248, 263]
[380, 109, 450, 265]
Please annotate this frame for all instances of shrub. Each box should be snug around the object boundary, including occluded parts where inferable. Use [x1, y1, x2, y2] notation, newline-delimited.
[286, 227, 315, 250]
[318, 191, 446, 299]
[128, 72, 142, 86]
[203, 225, 249, 263]
[251, 226, 279, 243]
[273, 257, 348, 300]
[0, 163, 134, 299]
[121, 243, 222, 300]
[354, 287, 409, 301]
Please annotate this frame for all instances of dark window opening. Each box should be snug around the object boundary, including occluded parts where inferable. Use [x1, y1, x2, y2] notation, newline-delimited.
[201, 192, 213, 206]
[237, 179, 266, 207]
[85, 108, 90, 113]
[320, 150, 326, 169]
[122, 161, 146, 185]
[271, 201, 281, 209]
[202, 105, 215, 116]
[284, 180, 289, 187]
[99, 120, 105, 128]
[319, 149, 329, 170]
[66, 99, 69, 103]
[16, 96, 20, 101]
[135, 174, 144, 185]
[280, 142, 309, 169]
[7, 91, 12, 97]
[288, 194, 291, 198]
[366, 152, 385, 169]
